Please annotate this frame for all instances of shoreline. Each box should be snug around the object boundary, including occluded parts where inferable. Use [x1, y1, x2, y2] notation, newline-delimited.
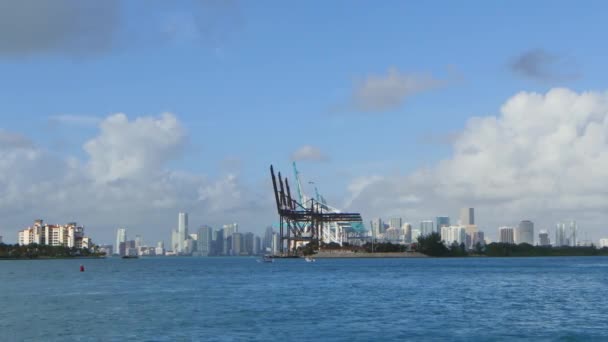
[0, 256, 106, 261]
[313, 251, 428, 258]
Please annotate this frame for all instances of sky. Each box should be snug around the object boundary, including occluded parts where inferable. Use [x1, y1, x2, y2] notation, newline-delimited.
[2, 0, 608, 245]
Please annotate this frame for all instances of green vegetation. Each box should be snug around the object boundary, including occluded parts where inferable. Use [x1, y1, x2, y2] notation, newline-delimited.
[416, 232, 468, 257]
[361, 242, 407, 253]
[0, 243, 105, 259]
[484, 243, 608, 257]
[414, 233, 608, 257]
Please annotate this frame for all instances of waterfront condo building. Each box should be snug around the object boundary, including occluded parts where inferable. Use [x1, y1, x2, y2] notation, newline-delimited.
[18, 220, 91, 248]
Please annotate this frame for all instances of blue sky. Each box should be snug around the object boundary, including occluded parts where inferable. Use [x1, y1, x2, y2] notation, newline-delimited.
[1, 0, 608, 244]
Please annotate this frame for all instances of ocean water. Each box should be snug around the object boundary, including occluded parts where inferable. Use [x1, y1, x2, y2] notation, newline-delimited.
[1, 256, 608, 341]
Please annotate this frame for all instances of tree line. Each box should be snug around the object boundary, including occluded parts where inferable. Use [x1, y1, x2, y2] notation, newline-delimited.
[0, 243, 104, 259]
[416, 232, 608, 257]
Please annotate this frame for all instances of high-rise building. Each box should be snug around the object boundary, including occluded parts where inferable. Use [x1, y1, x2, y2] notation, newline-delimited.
[271, 232, 280, 255]
[231, 233, 243, 256]
[115, 228, 126, 256]
[214, 229, 224, 255]
[155, 241, 165, 256]
[244, 232, 255, 255]
[499, 226, 515, 244]
[385, 227, 400, 242]
[197, 226, 213, 256]
[171, 229, 179, 252]
[371, 218, 383, 237]
[472, 231, 485, 247]
[402, 223, 412, 243]
[177, 212, 188, 253]
[253, 236, 261, 255]
[459, 208, 475, 225]
[464, 225, 479, 249]
[420, 220, 434, 236]
[436, 217, 450, 233]
[134, 234, 143, 248]
[411, 229, 422, 243]
[223, 223, 238, 237]
[539, 230, 550, 246]
[263, 226, 274, 252]
[515, 220, 534, 245]
[555, 221, 577, 246]
[441, 226, 467, 245]
[389, 217, 403, 230]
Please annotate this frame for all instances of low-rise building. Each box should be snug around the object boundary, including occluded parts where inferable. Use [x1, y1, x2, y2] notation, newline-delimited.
[599, 238, 608, 248]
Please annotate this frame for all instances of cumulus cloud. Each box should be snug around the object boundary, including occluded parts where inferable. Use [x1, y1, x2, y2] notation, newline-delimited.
[0, 112, 267, 244]
[0, 131, 35, 150]
[84, 113, 185, 182]
[350, 67, 445, 112]
[509, 49, 580, 82]
[346, 88, 608, 239]
[291, 145, 329, 162]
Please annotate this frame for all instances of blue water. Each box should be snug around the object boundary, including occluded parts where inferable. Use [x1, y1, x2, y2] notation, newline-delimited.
[1, 257, 608, 341]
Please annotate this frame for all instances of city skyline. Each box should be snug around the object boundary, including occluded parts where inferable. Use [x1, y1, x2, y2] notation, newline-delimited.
[3, 2, 608, 244]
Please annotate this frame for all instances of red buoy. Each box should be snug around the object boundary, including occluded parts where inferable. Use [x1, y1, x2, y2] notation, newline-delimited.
[80, 265, 85, 272]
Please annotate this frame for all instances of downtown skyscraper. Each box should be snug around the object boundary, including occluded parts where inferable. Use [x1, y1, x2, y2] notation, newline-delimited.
[115, 228, 126, 256]
[177, 212, 188, 254]
[459, 208, 475, 225]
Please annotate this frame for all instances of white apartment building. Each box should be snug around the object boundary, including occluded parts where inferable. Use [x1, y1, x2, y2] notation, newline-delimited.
[18, 220, 91, 248]
[441, 225, 467, 245]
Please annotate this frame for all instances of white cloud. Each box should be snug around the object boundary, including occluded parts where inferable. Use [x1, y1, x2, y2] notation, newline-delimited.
[345, 88, 608, 239]
[84, 113, 185, 183]
[291, 145, 329, 162]
[351, 67, 445, 112]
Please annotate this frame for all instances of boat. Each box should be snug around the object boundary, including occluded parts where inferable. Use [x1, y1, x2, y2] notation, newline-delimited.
[305, 257, 316, 263]
[121, 255, 139, 259]
[258, 255, 274, 263]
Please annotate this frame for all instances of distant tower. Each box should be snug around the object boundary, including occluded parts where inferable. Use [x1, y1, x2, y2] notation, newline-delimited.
[135, 234, 142, 248]
[538, 230, 550, 246]
[389, 217, 403, 230]
[569, 221, 577, 247]
[197, 226, 213, 256]
[459, 208, 475, 225]
[498, 226, 514, 244]
[515, 220, 534, 245]
[263, 226, 273, 252]
[178, 212, 188, 253]
[436, 217, 450, 233]
[420, 220, 434, 236]
[371, 218, 384, 237]
[115, 228, 126, 256]
[555, 221, 576, 246]
[402, 223, 412, 243]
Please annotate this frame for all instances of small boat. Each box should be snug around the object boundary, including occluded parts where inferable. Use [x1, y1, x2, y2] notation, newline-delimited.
[258, 255, 274, 263]
[122, 255, 139, 259]
[305, 257, 316, 263]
